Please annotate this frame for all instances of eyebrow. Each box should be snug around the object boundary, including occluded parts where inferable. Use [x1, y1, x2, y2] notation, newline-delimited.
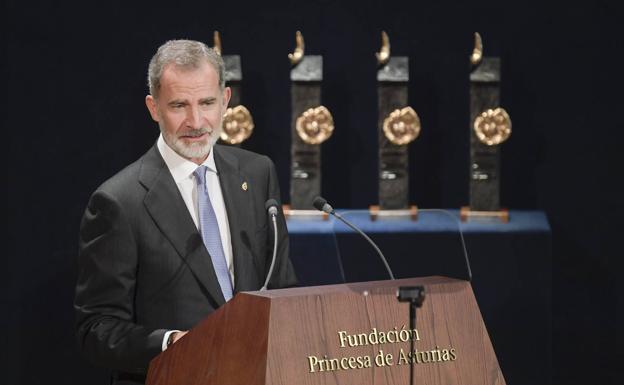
[167, 97, 216, 107]
[167, 99, 188, 107]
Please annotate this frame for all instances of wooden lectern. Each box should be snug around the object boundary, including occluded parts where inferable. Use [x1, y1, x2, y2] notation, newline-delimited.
[146, 276, 505, 385]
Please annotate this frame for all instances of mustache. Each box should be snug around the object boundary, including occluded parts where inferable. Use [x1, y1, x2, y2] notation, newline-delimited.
[179, 128, 210, 137]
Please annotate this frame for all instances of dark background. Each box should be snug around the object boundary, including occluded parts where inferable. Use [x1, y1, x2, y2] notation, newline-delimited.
[5, 0, 622, 384]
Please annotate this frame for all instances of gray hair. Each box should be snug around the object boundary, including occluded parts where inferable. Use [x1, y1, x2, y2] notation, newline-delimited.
[147, 39, 225, 98]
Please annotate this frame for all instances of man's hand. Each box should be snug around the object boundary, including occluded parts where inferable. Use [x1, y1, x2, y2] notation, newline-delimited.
[171, 331, 188, 345]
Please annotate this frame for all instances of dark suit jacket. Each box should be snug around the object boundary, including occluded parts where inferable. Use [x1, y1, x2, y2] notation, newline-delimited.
[74, 144, 297, 381]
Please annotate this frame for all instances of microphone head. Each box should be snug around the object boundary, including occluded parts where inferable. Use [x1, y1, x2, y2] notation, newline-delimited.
[312, 196, 327, 211]
[265, 198, 279, 210]
[265, 199, 279, 215]
[312, 196, 333, 214]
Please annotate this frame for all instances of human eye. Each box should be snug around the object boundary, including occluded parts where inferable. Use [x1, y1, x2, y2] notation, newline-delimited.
[169, 101, 186, 109]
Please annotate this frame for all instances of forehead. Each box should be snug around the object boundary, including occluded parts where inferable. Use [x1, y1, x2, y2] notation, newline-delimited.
[159, 61, 220, 96]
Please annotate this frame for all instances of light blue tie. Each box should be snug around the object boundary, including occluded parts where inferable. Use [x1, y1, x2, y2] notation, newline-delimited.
[193, 166, 233, 301]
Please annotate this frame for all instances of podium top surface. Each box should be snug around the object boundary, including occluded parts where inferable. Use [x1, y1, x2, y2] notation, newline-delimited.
[244, 276, 463, 299]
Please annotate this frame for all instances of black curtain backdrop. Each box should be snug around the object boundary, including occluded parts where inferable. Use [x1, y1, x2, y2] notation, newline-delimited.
[5, 1, 622, 384]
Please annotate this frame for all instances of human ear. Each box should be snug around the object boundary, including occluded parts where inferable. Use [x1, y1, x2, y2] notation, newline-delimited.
[222, 87, 232, 109]
[145, 95, 160, 122]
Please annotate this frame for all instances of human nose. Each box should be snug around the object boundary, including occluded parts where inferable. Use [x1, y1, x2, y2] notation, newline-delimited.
[185, 106, 202, 129]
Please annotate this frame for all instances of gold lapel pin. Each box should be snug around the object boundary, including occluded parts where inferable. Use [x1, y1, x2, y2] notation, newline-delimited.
[241, 182, 248, 191]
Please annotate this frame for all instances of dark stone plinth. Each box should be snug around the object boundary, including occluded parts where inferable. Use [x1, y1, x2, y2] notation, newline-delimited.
[224, 55, 242, 107]
[290, 56, 322, 82]
[377, 57, 408, 82]
[223, 55, 242, 82]
[469, 57, 501, 211]
[222, 55, 242, 148]
[290, 56, 323, 209]
[378, 57, 409, 210]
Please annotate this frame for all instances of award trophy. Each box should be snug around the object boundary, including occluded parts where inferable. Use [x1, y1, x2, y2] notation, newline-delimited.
[286, 31, 334, 216]
[370, 31, 421, 221]
[213, 31, 255, 146]
[461, 33, 512, 222]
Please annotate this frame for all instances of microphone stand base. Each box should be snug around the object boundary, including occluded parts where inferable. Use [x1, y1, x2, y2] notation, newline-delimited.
[369, 205, 418, 221]
[397, 286, 425, 385]
[460, 206, 509, 223]
[283, 205, 329, 220]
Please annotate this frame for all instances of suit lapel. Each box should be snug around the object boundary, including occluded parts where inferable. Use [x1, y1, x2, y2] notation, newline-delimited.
[213, 145, 258, 292]
[139, 146, 226, 306]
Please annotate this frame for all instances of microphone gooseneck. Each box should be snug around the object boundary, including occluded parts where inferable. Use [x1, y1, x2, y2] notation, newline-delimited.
[420, 208, 472, 281]
[313, 196, 395, 280]
[260, 199, 280, 291]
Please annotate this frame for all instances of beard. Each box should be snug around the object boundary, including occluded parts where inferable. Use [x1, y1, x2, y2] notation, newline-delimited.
[160, 124, 222, 161]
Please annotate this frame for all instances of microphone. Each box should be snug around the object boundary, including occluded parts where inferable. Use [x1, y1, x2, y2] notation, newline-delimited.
[260, 199, 280, 291]
[312, 196, 334, 214]
[312, 196, 395, 280]
[265, 199, 279, 218]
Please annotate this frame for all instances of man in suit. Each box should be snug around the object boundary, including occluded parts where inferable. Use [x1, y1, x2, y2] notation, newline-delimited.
[74, 39, 297, 384]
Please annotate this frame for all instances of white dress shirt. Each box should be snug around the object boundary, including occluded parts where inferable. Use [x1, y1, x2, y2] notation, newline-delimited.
[156, 135, 234, 283]
[156, 135, 234, 350]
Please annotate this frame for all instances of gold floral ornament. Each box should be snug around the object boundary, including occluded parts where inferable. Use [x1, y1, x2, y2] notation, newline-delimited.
[295, 106, 334, 145]
[383, 107, 421, 145]
[473, 107, 512, 146]
[220, 105, 255, 145]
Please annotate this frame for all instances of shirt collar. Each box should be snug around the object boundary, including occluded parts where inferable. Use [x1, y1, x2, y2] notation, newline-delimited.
[157, 134, 218, 183]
